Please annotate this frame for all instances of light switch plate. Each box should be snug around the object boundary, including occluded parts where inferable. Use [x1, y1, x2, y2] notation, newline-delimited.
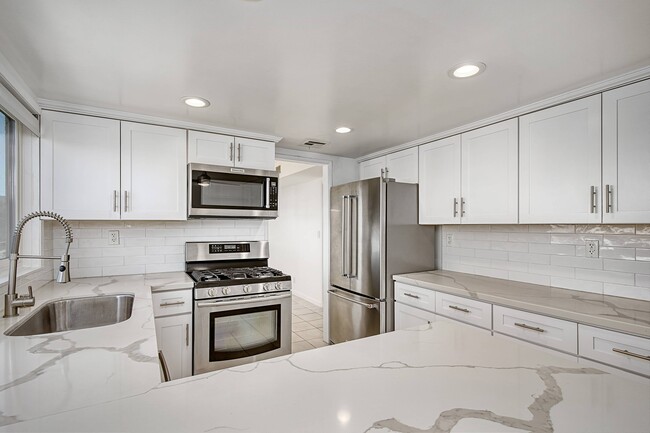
[585, 240, 599, 258]
[108, 230, 120, 245]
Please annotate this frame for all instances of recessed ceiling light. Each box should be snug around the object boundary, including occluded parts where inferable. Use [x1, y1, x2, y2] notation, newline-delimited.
[335, 126, 352, 134]
[182, 96, 211, 108]
[448, 62, 486, 79]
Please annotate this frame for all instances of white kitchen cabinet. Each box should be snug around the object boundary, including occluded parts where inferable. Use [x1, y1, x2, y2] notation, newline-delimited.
[188, 130, 234, 166]
[578, 324, 650, 377]
[359, 148, 418, 183]
[155, 313, 192, 380]
[460, 119, 518, 224]
[602, 79, 650, 223]
[41, 111, 121, 220]
[519, 95, 602, 223]
[395, 302, 437, 330]
[234, 137, 276, 170]
[394, 281, 436, 312]
[418, 135, 461, 224]
[121, 122, 187, 220]
[435, 291, 492, 330]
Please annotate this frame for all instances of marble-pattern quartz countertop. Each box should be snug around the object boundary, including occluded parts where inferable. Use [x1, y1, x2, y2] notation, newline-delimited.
[394, 270, 650, 338]
[0, 272, 192, 427]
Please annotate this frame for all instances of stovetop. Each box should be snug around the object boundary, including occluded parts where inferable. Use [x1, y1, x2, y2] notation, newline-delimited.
[189, 266, 291, 288]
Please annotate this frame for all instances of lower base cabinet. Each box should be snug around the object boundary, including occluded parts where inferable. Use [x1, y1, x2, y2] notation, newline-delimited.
[395, 302, 437, 330]
[155, 314, 192, 380]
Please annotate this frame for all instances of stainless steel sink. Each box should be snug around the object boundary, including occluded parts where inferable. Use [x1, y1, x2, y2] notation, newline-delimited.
[4, 293, 135, 336]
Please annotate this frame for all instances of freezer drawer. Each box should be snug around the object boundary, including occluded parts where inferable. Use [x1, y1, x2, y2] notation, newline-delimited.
[328, 288, 381, 344]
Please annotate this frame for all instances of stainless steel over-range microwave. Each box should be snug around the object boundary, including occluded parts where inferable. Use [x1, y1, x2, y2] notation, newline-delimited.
[188, 163, 279, 219]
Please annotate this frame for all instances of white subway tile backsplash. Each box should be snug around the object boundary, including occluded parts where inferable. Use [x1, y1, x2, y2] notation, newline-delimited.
[102, 247, 146, 257]
[441, 224, 650, 301]
[102, 264, 146, 277]
[145, 245, 184, 255]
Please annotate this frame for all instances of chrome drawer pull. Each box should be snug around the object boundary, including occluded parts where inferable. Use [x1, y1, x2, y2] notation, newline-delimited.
[515, 322, 545, 333]
[160, 300, 185, 307]
[403, 293, 420, 299]
[449, 305, 470, 313]
[612, 348, 650, 361]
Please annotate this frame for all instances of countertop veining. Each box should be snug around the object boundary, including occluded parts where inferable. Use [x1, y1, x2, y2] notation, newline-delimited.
[394, 270, 650, 338]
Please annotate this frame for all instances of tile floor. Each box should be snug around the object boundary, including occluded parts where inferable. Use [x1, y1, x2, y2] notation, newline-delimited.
[292, 294, 328, 353]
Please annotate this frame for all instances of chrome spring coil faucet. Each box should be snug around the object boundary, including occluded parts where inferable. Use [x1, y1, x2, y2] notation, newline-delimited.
[3, 211, 74, 318]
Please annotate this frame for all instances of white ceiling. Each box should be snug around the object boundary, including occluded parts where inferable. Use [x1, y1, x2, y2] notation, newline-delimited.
[0, 1, 649, 158]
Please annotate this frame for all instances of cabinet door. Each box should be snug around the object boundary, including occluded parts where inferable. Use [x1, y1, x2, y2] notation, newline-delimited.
[155, 314, 192, 380]
[519, 95, 602, 223]
[418, 136, 461, 224]
[41, 111, 121, 220]
[386, 148, 418, 183]
[395, 302, 437, 330]
[603, 80, 650, 223]
[359, 156, 386, 180]
[188, 130, 234, 166]
[234, 137, 275, 170]
[121, 122, 187, 220]
[461, 119, 518, 224]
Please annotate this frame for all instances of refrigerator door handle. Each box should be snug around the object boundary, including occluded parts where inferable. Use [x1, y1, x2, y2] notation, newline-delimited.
[349, 195, 358, 278]
[329, 289, 378, 310]
[341, 195, 349, 277]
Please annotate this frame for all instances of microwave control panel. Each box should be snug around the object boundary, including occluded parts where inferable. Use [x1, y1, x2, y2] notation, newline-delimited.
[269, 180, 278, 209]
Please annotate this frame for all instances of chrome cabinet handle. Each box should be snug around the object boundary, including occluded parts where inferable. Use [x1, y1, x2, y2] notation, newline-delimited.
[124, 191, 129, 212]
[158, 350, 171, 382]
[461, 197, 466, 216]
[380, 168, 385, 179]
[329, 290, 378, 309]
[514, 322, 545, 333]
[113, 190, 119, 212]
[605, 185, 613, 213]
[237, 143, 241, 162]
[449, 305, 470, 313]
[590, 186, 598, 213]
[612, 348, 650, 361]
[185, 323, 189, 347]
[229, 142, 234, 161]
[160, 300, 185, 307]
[453, 198, 458, 217]
[403, 293, 420, 299]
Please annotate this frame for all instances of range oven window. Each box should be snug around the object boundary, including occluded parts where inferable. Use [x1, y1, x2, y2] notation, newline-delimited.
[191, 170, 271, 210]
[209, 305, 281, 361]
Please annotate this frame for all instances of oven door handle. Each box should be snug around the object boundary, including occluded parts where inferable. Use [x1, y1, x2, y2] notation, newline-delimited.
[196, 293, 291, 308]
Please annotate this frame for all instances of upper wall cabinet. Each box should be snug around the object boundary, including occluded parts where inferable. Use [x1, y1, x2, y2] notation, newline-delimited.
[519, 95, 602, 224]
[121, 122, 187, 220]
[41, 111, 121, 220]
[359, 148, 419, 183]
[188, 130, 275, 171]
[41, 111, 187, 220]
[419, 119, 518, 225]
[602, 79, 650, 223]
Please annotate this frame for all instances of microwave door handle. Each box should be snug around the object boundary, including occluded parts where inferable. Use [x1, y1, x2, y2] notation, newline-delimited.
[265, 178, 271, 209]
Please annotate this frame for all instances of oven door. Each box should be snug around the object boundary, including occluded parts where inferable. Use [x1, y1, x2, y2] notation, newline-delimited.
[194, 293, 291, 374]
[188, 163, 279, 218]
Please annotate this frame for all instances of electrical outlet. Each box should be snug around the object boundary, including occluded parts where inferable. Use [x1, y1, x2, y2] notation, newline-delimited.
[446, 233, 454, 247]
[585, 240, 599, 258]
[108, 230, 120, 246]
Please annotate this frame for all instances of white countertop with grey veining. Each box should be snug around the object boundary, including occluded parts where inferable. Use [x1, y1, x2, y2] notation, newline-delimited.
[394, 270, 650, 338]
[1, 272, 650, 432]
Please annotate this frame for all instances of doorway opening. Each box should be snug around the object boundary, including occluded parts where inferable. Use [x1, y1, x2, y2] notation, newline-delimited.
[268, 158, 330, 351]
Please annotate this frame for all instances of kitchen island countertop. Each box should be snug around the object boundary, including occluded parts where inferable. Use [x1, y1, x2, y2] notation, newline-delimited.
[1, 272, 649, 432]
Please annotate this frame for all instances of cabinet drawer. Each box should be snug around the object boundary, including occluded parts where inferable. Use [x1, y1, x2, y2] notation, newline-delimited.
[152, 289, 193, 317]
[435, 292, 492, 330]
[395, 302, 438, 331]
[394, 282, 435, 312]
[493, 305, 578, 354]
[579, 325, 650, 377]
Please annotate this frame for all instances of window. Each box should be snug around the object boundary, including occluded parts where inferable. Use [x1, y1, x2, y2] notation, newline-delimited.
[0, 110, 14, 259]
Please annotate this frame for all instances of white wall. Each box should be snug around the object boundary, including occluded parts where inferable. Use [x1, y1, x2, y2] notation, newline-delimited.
[441, 224, 650, 301]
[268, 166, 323, 306]
[50, 219, 267, 278]
[276, 147, 358, 186]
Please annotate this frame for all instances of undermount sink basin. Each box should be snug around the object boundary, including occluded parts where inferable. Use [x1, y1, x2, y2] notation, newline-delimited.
[4, 293, 135, 336]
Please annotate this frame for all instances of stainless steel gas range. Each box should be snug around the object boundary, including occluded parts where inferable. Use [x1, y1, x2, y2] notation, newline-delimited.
[186, 241, 292, 374]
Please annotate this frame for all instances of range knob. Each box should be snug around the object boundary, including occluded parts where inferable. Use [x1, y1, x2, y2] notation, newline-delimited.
[243, 285, 251, 293]
[263, 283, 271, 292]
[274, 282, 282, 291]
[222, 287, 232, 295]
[207, 288, 216, 297]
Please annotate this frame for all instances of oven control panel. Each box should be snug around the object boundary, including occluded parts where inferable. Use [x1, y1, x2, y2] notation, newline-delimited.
[196, 280, 292, 300]
[209, 243, 251, 254]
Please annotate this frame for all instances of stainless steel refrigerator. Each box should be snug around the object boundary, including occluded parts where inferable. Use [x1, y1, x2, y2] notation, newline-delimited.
[328, 177, 435, 344]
